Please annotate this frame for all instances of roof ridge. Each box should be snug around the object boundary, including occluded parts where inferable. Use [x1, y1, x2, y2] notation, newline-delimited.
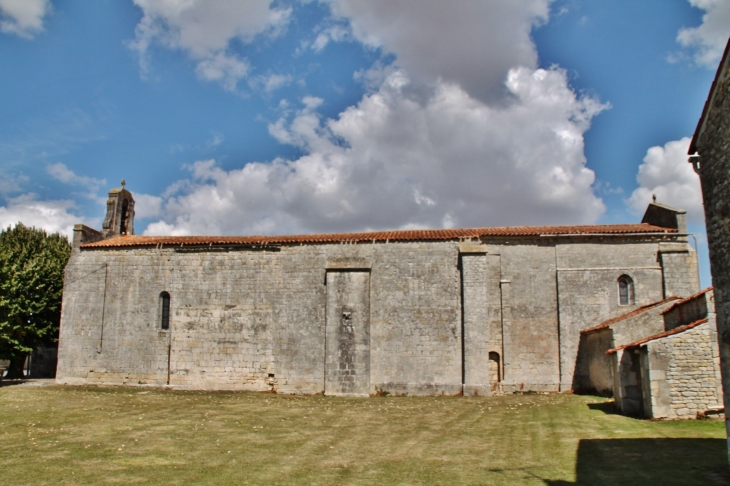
[80, 222, 677, 249]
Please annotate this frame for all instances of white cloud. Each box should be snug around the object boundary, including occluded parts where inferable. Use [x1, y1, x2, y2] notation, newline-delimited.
[677, 0, 730, 66]
[193, 51, 249, 92]
[627, 137, 704, 223]
[0, 170, 28, 195]
[143, 67, 606, 236]
[250, 73, 294, 92]
[208, 133, 224, 148]
[328, 0, 549, 102]
[130, 0, 291, 90]
[0, 194, 92, 237]
[46, 163, 105, 194]
[128, 1, 613, 237]
[133, 193, 163, 220]
[0, 0, 50, 39]
[311, 24, 350, 52]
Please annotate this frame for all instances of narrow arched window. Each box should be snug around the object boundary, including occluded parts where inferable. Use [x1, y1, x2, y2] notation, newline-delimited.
[160, 292, 170, 330]
[618, 276, 634, 306]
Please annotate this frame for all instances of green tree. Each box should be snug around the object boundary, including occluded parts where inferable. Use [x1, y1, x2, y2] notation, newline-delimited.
[0, 224, 71, 378]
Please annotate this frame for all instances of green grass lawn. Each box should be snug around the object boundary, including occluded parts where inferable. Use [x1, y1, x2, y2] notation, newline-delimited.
[0, 385, 727, 485]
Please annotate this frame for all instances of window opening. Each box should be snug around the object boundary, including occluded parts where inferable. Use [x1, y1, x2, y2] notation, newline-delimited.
[618, 276, 634, 306]
[120, 199, 129, 235]
[160, 292, 170, 330]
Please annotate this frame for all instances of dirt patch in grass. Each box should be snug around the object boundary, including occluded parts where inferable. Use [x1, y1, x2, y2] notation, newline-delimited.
[0, 386, 727, 485]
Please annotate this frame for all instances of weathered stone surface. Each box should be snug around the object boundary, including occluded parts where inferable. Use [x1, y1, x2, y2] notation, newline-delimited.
[689, 38, 730, 457]
[644, 321, 723, 420]
[57, 230, 699, 396]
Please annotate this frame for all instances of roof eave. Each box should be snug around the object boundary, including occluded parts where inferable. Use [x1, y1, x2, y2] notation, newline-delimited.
[689, 37, 730, 155]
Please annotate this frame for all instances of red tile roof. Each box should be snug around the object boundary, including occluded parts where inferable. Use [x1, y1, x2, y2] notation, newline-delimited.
[81, 223, 676, 248]
[660, 287, 714, 315]
[607, 318, 709, 354]
[581, 296, 682, 335]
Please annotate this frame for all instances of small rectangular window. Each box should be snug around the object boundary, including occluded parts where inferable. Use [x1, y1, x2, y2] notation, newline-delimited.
[160, 292, 170, 330]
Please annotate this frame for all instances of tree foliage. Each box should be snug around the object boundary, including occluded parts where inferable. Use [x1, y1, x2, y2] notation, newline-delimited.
[0, 223, 71, 377]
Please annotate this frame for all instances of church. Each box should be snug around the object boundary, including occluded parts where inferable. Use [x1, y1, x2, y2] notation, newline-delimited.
[56, 184, 700, 396]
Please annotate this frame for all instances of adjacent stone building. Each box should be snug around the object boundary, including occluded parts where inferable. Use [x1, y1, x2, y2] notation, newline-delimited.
[688, 37, 730, 453]
[607, 288, 722, 419]
[575, 296, 681, 395]
[55, 183, 701, 396]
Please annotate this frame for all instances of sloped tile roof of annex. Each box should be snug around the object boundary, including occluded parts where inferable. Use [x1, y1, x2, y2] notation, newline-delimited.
[660, 287, 714, 315]
[607, 318, 709, 354]
[580, 296, 682, 335]
[81, 222, 677, 248]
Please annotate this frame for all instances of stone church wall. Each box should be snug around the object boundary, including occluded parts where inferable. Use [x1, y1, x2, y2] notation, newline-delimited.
[58, 242, 467, 395]
[555, 240, 668, 390]
[57, 232, 699, 395]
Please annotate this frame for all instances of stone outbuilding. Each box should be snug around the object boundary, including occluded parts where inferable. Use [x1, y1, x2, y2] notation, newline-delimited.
[609, 288, 723, 419]
[575, 296, 681, 395]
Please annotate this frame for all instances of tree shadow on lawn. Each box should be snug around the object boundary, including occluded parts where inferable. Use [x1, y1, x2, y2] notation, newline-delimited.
[544, 438, 729, 485]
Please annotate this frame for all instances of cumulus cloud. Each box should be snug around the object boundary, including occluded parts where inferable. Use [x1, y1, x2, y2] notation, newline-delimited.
[677, 0, 730, 66]
[144, 67, 606, 236]
[0, 194, 91, 237]
[0, 0, 50, 39]
[46, 163, 105, 194]
[133, 193, 163, 220]
[131, 1, 611, 236]
[130, 0, 291, 91]
[627, 137, 704, 222]
[329, 0, 549, 102]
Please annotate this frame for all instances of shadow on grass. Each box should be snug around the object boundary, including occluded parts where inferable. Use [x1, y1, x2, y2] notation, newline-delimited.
[586, 401, 619, 415]
[0, 378, 55, 388]
[544, 438, 728, 485]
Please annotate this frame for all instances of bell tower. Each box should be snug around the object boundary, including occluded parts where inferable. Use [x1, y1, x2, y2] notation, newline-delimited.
[101, 179, 135, 238]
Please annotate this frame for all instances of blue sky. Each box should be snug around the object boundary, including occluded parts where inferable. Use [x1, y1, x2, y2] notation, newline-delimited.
[1, 0, 728, 286]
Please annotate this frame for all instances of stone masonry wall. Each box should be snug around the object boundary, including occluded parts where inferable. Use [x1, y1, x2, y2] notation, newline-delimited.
[555, 240, 668, 390]
[498, 242, 560, 392]
[577, 329, 614, 395]
[574, 299, 677, 394]
[644, 321, 723, 419]
[694, 41, 730, 457]
[663, 290, 712, 331]
[659, 246, 700, 298]
[461, 250, 491, 396]
[610, 300, 678, 347]
[57, 232, 697, 394]
[58, 241, 466, 395]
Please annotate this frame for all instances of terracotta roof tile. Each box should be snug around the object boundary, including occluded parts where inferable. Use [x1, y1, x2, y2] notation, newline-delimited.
[581, 296, 682, 335]
[81, 223, 677, 249]
[607, 318, 709, 354]
[660, 287, 714, 315]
